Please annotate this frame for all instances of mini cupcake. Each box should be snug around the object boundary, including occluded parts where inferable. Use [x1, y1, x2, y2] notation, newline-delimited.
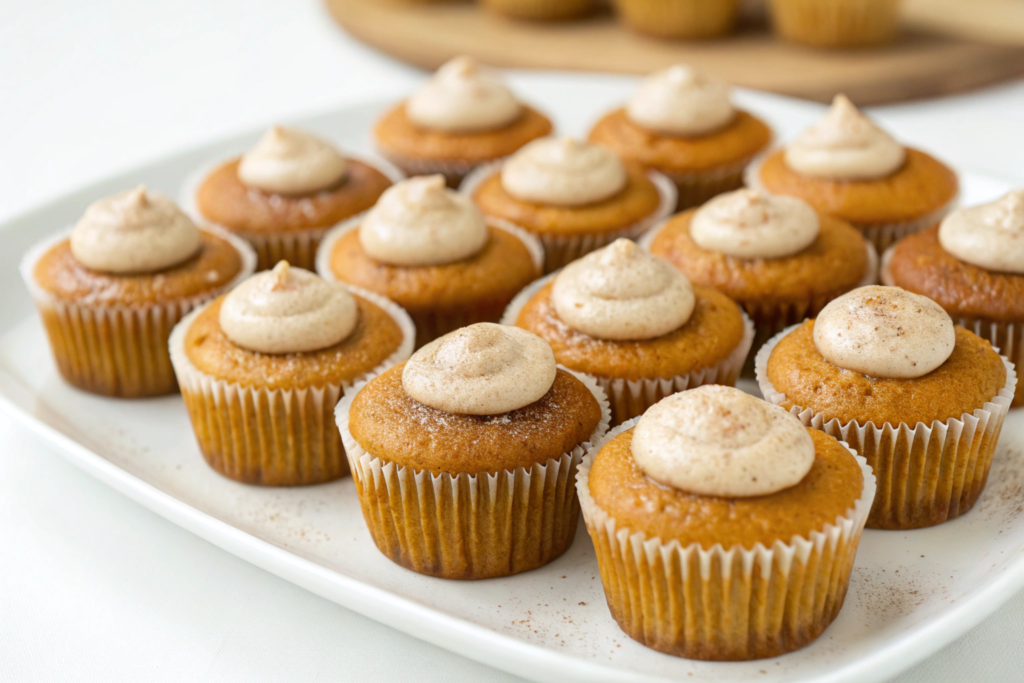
[20, 186, 256, 398]
[589, 64, 772, 211]
[503, 239, 752, 425]
[480, 0, 594, 20]
[613, 0, 741, 39]
[317, 175, 542, 348]
[644, 189, 877, 355]
[462, 137, 675, 272]
[748, 96, 958, 253]
[336, 323, 610, 579]
[169, 262, 414, 486]
[186, 125, 398, 271]
[769, 0, 900, 47]
[374, 56, 553, 187]
[757, 286, 1017, 530]
[882, 190, 1024, 407]
[579, 385, 874, 660]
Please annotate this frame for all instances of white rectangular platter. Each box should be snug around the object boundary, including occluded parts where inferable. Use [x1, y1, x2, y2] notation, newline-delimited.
[1, 73, 1022, 683]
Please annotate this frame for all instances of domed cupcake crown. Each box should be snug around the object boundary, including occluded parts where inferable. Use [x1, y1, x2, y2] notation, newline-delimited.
[627, 64, 735, 137]
[690, 188, 820, 259]
[939, 189, 1024, 275]
[500, 137, 627, 207]
[238, 125, 348, 195]
[406, 56, 522, 134]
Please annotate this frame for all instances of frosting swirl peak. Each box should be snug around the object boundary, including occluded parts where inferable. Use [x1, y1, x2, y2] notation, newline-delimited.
[402, 323, 556, 415]
[627, 64, 735, 136]
[406, 56, 522, 134]
[360, 175, 489, 266]
[70, 186, 201, 274]
[238, 126, 348, 195]
[552, 239, 695, 340]
[939, 189, 1024, 274]
[813, 285, 955, 379]
[785, 95, 905, 180]
[690, 189, 820, 259]
[219, 261, 358, 354]
[631, 386, 815, 497]
[501, 137, 627, 207]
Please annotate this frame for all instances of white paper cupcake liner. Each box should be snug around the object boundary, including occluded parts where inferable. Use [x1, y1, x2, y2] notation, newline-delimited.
[334, 368, 611, 579]
[373, 149, 493, 189]
[755, 325, 1018, 529]
[460, 161, 678, 274]
[657, 153, 760, 211]
[180, 152, 405, 272]
[20, 225, 257, 398]
[881, 246, 1024, 408]
[168, 285, 415, 486]
[576, 417, 875, 660]
[743, 151, 959, 253]
[316, 214, 544, 348]
[501, 271, 756, 425]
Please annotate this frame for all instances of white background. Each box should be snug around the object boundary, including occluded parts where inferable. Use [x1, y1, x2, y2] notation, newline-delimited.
[1, 1, 1023, 681]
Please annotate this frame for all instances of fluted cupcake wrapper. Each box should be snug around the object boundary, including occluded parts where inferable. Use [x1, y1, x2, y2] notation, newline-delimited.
[317, 215, 544, 348]
[613, 0, 740, 39]
[500, 271, 756, 425]
[755, 326, 1018, 530]
[334, 369, 611, 579]
[20, 226, 257, 398]
[768, 0, 900, 47]
[460, 162, 678, 274]
[374, 149, 494, 189]
[576, 418, 876, 661]
[168, 286, 415, 486]
[180, 153, 405, 271]
[879, 247, 1024, 408]
[743, 152, 958, 254]
[658, 154, 760, 212]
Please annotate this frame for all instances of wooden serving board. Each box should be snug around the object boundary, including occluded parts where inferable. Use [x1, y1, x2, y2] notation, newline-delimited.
[325, 0, 1024, 104]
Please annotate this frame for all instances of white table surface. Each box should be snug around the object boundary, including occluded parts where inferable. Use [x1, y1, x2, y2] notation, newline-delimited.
[1, 1, 1023, 681]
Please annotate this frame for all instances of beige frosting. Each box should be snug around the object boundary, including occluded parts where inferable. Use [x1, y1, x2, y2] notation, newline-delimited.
[690, 189, 820, 259]
[70, 186, 201, 274]
[219, 261, 358, 355]
[813, 285, 955, 379]
[785, 95, 906, 181]
[359, 175, 489, 266]
[939, 190, 1024, 275]
[626, 64, 735, 137]
[238, 126, 348, 195]
[631, 385, 815, 498]
[551, 239, 695, 341]
[402, 323, 556, 415]
[406, 56, 522, 134]
[501, 137, 627, 207]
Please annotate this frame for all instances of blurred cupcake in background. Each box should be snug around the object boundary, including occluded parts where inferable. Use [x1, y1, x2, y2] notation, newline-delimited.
[613, 0, 741, 39]
[589, 64, 772, 210]
[480, 0, 595, 21]
[768, 0, 901, 47]
[374, 56, 553, 186]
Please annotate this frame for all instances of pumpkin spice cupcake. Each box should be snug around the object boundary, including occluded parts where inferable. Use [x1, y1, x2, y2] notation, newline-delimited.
[589, 64, 772, 210]
[757, 286, 1017, 530]
[185, 125, 399, 271]
[748, 95, 958, 252]
[317, 175, 542, 348]
[463, 137, 675, 272]
[374, 56, 553, 187]
[170, 262, 414, 486]
[20, 186, 256, 398]
[336, 323, 610, 579]
[882, 190, 1024, 407]
[503, 239, 752, 425]
[769, 0, 901, 47]
[644, 189, 877, 355]
[579, 385, 875, 660]
[612, 0, 741, 39]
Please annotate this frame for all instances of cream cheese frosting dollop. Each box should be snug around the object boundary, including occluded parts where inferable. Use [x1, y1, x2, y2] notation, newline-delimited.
[70, 186, 202, 274]
[631, 385, 815, 497]
[238, 126, 348, 195]
[785, 95, 906, 181]
[551, 239, 695, 340]
[813, 285, 955, 379]
[690, 189, 820, 259]
[939, 189, 1024, 275]
[359, 175, 489, 266]
[219, 261, 358, 354]
[406, 56, 522, 134]
[626, 64, 735, 137]
[501, 137, 627, 207]
[402, 323, 556, 415]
